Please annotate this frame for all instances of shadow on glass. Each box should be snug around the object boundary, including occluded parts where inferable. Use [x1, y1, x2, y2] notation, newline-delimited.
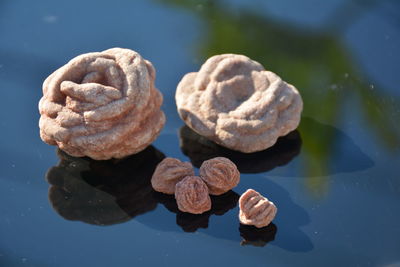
[154, 190, 239, 232]
[179, 125, 302, 173]
[46, 145, 314, 252]
[239, 223, 277, 247]
[46, 146, 165, 226]
[298, 117, 374, 177]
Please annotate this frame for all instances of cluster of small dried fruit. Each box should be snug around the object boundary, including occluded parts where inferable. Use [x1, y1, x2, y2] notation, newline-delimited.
[151, 156, 240, 214]
[151, 156, 276, 228]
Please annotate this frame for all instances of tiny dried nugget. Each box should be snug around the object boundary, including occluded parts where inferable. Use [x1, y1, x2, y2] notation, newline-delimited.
[239, 189, 277, 228]
[199, 157, 240, 195]
[151, 157, 194, 194]
[175, 176, 211, 214]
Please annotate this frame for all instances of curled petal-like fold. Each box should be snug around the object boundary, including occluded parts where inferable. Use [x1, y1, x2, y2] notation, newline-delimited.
[199, 157, 240, 195]
[175, 176, 211, 214]
[239, 189, 277, 228]
[151, 157, 195, 194]
[176, 54, 302, 153]
[39, 48, 165, 160]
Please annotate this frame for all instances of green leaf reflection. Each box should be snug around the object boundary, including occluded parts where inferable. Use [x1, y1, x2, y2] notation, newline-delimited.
[158, 0, 400, 197]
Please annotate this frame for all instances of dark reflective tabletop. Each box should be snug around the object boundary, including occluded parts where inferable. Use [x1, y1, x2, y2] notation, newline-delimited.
[1, 0, 399, 266]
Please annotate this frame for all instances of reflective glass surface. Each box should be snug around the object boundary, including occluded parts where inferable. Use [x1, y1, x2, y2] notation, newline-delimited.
[1, 0, 399, 266]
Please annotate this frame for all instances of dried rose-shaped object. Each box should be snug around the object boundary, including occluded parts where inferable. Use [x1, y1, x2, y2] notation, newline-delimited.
[176, 54, 303, 153]
[175, 176, 211, 214]
[151, 157, 195, 194]
[39, 48, 165, 160]
[239, 189, 277, 228]
[199, 157, 240, 195]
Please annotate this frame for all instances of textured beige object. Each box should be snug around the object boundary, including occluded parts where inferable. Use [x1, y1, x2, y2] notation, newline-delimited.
[176, 54, 303, 153]
[175, 176, 211, 214]
[39, 48, 165, 160]
[151, 157, 195, 194]
[239, 189, 277, 228]
[199, 157, 240, 195]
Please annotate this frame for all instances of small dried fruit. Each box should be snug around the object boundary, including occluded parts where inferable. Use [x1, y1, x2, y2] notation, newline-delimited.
[39, 48, 165, 160]
[175, 176, 211, 214]
[151, 157, 194, 194]
[239, 189, 277, 228]
[199, 157, 240, 195]
[176, 54, 303, 153]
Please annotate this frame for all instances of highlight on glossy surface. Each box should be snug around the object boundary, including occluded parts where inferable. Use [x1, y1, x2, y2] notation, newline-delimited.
[175, 176, 211, 214]
[39, 47, 165, 160]
[151, 157, 195, 194]
[175, 53, 303, 153]
[239, 189, 277, 228]
[199, 157, 240, 195]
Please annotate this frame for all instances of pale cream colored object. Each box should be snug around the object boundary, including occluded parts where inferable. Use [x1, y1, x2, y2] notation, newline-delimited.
[176, 54, 303, 153]
[199, 157, 240, 195]
[39, 48, 165, 160]
[151, 157, 195, 194]
[175, 176, 211, 214]
[239, 189, 277, 228]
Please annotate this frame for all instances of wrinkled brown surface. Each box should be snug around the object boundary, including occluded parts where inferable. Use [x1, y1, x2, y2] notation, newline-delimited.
[199, 157, 240, 195]
[151, 157, 194, 194]
[239, 189, 277, 228]
[39, 48, 165, 160]
[175, 176, 211, 214]
[176, 54, 303, 153]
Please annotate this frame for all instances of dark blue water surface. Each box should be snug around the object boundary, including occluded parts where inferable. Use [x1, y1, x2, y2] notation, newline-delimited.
[1, 0, 400, 266]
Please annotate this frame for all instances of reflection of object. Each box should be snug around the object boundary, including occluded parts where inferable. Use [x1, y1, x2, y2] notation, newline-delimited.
[151, 157, 194, 194]
[179, 126, 301, 173]
[239, 189, 277, 228]
[176, 212, 210, 232]
[300, 117, 374, 176]
[154, 190, 239, 232]
[176, 54, 303, 153]
[46, 146, 165, 225]
[239, 223, 277, 247]
[199, 157, 240, 195]
[39, 48, 165, 160]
